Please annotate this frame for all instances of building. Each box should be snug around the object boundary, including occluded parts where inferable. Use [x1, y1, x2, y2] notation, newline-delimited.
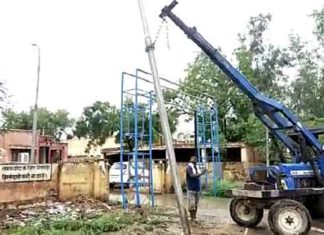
[0, 129, 68, 163]
[65, 136, 119, 158]
[102, 142, 262, 163]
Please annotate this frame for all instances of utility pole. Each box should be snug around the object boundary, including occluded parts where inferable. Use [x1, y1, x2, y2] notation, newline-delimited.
[266, 128, 269, 177]
[137, 1, 191, 234]
[30, 43, 40, 164]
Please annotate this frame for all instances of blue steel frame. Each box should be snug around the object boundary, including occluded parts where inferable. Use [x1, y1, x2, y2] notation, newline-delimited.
[196, 104, 222, 195]
[160, 1, 324, 189]
[137, 68, 224, 194]
[120, 71, 154, 209]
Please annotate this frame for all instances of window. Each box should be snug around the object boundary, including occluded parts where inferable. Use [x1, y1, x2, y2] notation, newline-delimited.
[11, 150, 30, 163]
[223, 147, 241, 162]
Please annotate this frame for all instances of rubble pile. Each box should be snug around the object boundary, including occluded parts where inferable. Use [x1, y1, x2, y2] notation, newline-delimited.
[0, 197, 113, 227]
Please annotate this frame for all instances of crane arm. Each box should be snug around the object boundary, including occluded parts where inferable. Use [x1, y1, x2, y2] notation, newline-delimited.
[160, 1, 324, 162]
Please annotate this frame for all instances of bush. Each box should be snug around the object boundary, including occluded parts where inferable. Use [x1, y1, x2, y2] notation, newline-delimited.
[6, 212, 143, 235]
[204, 180, 243, 197]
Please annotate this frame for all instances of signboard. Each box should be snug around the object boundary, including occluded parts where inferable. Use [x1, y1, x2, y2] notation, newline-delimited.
[0, 164, 52, 183]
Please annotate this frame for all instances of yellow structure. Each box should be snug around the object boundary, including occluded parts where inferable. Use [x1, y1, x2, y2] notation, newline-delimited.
[0, 161, 109, 205]
[66, 136, 119, 157]
[59, 161, 108, 201]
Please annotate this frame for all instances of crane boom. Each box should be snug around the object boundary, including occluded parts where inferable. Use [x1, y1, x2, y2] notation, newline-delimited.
[160, 1, 324, 165]
[159, 3, 324, 232]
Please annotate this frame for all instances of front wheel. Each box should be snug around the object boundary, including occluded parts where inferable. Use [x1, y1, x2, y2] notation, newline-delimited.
[268, 199, 311, 235]
[229, 198, 263, 227]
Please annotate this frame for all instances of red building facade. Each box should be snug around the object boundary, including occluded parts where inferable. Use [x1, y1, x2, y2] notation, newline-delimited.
[0, 129, 68, 163]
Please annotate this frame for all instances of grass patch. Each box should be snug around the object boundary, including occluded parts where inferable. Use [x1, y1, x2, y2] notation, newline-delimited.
[5, 210, 166, 235]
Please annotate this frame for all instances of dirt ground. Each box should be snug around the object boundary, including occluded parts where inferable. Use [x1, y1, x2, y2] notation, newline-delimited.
[153, 194, 324, 235]
[115, 192, 324, 235]
[108, 192, 247, 235]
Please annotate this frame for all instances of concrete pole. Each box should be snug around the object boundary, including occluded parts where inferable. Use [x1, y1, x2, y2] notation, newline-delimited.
[137, 1, 191, 234]
[266, 128, 269, 177]
[30, 43, 40, 164]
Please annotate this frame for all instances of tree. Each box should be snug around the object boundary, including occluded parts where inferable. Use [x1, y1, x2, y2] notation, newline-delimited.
[233, 14, 293, 155]
[116, 97, 178, 151]
[0, 81, 9, 126]
[74, 99, 179, 153]
[288, 34, 324, 119]
[171, 13, 292, 158]
[74, 101, 119, 153]
[312, 6, 324, 46]
[286, 6, 324, 120]
[2, 108, 74, 139]
[2, 110, 30, 130]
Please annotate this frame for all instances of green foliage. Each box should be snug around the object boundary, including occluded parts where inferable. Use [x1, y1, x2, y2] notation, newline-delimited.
[152, 108, 178, 142]
[312, 6, 324, 45]
[243, 116, 266, 148]
[51, 219, 83, 231]
[287, 6, 324, 120]
[173, 13, 291, 159]
[6, 211, 166, 235]
[0, 81, 8, 118]
[74, 97, 178, 153]
[115, 97, 178, 151]
[204, 180, 243, 198]
[167, 7, 324, 162]
[2, 108, 74, 139]
[80, 213, 136, 234]
[304, 117, 324, 144]
[6, 225, 64, 235]
[144, 225, 154, 231]
[74, 101, 119, 153]
[288, 34, 324, 119]
[2, 110, 31, 129]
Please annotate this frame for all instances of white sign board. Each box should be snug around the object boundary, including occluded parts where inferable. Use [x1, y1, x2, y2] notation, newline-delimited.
[0, 164, 52, 183]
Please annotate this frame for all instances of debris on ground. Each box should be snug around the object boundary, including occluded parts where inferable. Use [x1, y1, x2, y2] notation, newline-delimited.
[0, 196, 245, 235]
[0, 197, 113, 228]
[0, 197, 179, 235]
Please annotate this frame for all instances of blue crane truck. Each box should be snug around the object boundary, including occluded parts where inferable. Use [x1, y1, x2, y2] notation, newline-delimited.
[160, 1, 324, 234]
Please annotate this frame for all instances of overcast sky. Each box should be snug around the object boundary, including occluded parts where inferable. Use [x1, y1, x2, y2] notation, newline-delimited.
[0, 0, 323, 120]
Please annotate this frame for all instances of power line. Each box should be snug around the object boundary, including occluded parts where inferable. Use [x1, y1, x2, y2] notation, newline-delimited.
[136, 68, 215, 99]
[123, 71, 213, 104]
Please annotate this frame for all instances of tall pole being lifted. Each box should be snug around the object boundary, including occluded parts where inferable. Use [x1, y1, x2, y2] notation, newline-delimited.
[30, 43, 41, 164]
[137, 1, 191, 234]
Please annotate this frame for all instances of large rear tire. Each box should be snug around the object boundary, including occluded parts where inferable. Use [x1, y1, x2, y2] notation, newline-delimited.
[229, 198, 263, 227]
[268, 199, 311, 235]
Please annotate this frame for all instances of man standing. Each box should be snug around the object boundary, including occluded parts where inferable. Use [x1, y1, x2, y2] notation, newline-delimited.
[186, 156, 207, 222]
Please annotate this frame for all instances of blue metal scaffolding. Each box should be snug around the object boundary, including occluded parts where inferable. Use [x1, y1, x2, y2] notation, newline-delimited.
[120, 71, 154, 209]
[119, 68, 222, 208]
[195, 104, 222, 196]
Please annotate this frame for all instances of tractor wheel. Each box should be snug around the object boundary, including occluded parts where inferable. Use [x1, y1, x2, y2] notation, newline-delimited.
[268, 199, 311, 235]
[229, 198, 263, 227]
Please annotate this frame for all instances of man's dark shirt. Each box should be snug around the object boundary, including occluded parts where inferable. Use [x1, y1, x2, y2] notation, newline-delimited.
[186, 164, 201, 192]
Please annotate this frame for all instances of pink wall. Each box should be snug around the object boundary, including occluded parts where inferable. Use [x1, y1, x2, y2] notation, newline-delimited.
[0, 130, 67, 163]
[0, 130, 40, 163]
